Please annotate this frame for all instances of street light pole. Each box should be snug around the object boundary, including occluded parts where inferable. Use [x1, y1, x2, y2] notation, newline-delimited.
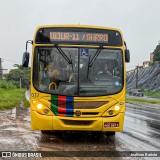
[135, 65, 139, 89]
[13, 64, 21, 89]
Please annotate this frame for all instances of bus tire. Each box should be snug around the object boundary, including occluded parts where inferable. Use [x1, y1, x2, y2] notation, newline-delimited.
[107, 132, 115, 136]
[41, 130, 51, 134]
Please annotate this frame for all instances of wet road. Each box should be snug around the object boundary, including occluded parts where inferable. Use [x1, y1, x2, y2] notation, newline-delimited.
[0, 103, 160, 160]
[124, 104, 160, 149]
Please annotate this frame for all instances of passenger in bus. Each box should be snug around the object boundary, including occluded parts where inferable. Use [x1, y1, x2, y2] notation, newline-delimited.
[39, 65, 51, 91]
[48, 58, 72, 90]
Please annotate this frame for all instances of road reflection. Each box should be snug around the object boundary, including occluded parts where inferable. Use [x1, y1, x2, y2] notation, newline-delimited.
[37, 131, 117, 152]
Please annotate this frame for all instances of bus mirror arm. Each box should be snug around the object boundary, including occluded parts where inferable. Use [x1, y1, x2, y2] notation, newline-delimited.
[26, 40, 33, 52]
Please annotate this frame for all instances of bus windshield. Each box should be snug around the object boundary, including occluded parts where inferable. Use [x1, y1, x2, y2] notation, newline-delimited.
[33, 47, 123, 96]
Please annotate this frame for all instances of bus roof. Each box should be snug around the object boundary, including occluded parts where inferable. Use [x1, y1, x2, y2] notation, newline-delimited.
[35, 24, 122, 34]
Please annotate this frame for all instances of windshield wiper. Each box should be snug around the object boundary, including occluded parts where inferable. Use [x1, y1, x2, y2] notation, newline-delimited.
[87, 46, 103, 79]
[54, 44, 72, 64]
[88, 45, 103, 67]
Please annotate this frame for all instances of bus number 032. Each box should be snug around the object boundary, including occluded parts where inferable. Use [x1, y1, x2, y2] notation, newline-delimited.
[31, 93, 39, 98]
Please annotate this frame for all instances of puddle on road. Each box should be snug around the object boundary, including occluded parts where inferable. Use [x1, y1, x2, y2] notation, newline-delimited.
[35, 131, 120, 152]
[0, 138, 18, 144]
[3, 126, 26, 132]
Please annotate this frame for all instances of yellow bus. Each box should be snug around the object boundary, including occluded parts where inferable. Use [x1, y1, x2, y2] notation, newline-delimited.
[22, 24, 130, 135]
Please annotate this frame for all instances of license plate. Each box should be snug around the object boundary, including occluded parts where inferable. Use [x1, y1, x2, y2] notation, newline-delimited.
[104, 122, 119, 128]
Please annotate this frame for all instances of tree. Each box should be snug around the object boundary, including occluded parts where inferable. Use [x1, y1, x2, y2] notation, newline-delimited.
[4, 65, 30, 89]
[153, 43, 160, 62]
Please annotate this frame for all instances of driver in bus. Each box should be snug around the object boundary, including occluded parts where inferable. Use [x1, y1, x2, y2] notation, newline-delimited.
[98, 63, 113, 76]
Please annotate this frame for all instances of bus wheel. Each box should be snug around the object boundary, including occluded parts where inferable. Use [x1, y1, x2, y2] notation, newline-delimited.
[41, 130, 51, 134]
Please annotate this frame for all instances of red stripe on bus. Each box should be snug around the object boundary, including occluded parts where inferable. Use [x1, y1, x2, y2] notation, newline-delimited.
[58, 95, 66, 114]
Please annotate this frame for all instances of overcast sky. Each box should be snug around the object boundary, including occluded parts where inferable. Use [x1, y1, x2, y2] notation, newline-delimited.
[0, 0, 160, 72]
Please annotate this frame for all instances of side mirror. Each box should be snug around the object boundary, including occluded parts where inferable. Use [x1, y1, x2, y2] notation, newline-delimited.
[22, 52, 30, 67]
[125, 49, 130, 62]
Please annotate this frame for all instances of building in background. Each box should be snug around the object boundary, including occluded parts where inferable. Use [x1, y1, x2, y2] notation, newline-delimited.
[143, 61, 150, 68]
[127, 69, 135, 75]
[150, 52, 154, 62]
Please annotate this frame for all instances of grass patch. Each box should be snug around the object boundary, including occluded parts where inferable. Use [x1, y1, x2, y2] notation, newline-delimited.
[144, 91, 160, 98]
[0, 89, 27, 110]
[127, 90, 160, 98]
[126, 97, 160, 105]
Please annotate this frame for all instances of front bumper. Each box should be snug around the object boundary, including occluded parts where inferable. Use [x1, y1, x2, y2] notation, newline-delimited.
[31, 111, 124, 132]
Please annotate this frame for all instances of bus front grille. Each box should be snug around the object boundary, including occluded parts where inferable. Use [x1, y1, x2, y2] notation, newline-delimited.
[61, 119, 93, 126]
[50, 101, 108, 109]
[74, 102, 108, 109]
[57, 112, 99, 117]
[49, 100, 108, 117]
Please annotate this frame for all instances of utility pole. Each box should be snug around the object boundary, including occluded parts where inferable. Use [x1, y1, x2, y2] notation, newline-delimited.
[0, 58, 8, 80]
[0, 58, 3, 80]
[135, 65, 139, 89]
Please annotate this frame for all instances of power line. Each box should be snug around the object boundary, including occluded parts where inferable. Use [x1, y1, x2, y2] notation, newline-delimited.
[1, 58, 20, 64]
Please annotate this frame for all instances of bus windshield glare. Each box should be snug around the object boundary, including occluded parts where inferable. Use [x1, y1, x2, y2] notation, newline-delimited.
[33, 47, 123, 96]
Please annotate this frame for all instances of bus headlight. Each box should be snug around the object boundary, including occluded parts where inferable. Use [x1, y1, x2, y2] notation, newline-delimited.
[33, 101, 53, 116]
[37, 104, 43, 109]
[115, 105, 120, 111]
[102, 104, 123, 117]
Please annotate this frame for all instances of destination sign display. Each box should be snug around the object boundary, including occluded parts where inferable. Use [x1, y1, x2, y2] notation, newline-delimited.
[49, 32, 108, 43]
[35, 28, 122, 46]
